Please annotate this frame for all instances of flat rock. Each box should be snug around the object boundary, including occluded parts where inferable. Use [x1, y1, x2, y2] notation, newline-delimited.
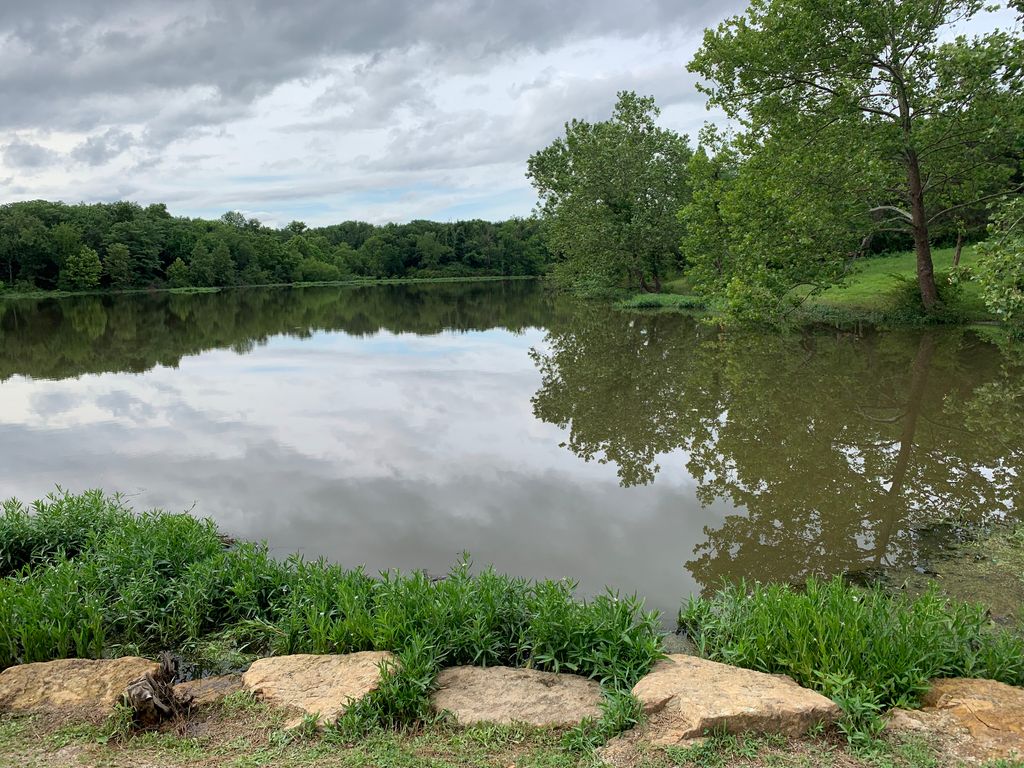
[631, 655, 840, 744]
[430, 666, 603, 727]
[174, 674, 244, 707]
[0, 657, 159, 719]
[887, 678, 1024, 763]
[241, 652, 393, 728]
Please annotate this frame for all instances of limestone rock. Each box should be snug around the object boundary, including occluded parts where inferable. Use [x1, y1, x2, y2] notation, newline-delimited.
[631, 655, 840, 744]
[0, 657, 159, 719]
[241, 652, 393, 728]
[174, 674, 244, 707]
[430, 665, 603, 727]
[905, 677, 1024, 762]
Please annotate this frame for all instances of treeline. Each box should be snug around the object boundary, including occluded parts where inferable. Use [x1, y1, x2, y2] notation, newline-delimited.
[0, 200, 551, 293]
[529, 0, 1024, 328]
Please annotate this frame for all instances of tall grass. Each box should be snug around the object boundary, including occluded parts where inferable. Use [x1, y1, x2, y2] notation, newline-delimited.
[0, 490, 663, 738]
[680, 577, 1024, 742]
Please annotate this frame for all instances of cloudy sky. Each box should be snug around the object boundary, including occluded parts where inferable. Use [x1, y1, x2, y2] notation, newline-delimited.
[0, 1, 1017, 226]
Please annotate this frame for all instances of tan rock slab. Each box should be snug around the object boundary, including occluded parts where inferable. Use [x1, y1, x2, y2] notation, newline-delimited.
[0, 657, 159, 719]
[431, 665, 603, 727]
[906, 677, 1024, 762]
[632, 655, 841, 744]
[174, 674, 244, 707]
[241, 651, 393, 728]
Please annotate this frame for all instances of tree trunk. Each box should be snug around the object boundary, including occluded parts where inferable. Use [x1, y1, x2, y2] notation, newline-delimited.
[953, 231, 964, 267]
[905, 148, 938, 310]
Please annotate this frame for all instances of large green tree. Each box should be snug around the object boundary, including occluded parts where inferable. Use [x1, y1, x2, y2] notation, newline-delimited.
[527, 92, 691, 294]
[689, 0, 1024, 311]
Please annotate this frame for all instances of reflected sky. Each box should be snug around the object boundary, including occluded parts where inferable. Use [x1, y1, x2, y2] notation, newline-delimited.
[1, 283, 1021, 621]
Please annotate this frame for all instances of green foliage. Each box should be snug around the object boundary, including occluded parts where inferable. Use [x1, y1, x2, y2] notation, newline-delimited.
[885, 271, 966, 324]
[103, 243, 134, 289]
[59, 245, 102, 291]
[686, 0, 1024, 319]
[562, 689, 643, 752]
[165, 257, 190, 288]
[680, 577, 1024, 742]
[975, 197, 1024, 334]
[528, 91, 691, 295]
[0, 200, 551, 295]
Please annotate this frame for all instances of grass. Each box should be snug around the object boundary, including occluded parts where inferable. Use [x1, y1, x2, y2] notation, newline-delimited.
[2, 708, 1006, 768]
[680, 577, 1024, 743]
[0, 490, 662, 741]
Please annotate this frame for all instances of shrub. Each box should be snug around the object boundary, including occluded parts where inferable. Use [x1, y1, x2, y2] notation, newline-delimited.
[886, 270, 965, 323]
[975, 196, 1024, 335]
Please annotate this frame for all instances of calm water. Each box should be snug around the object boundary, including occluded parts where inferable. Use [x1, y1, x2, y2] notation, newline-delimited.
[1, 281, 1021, 618]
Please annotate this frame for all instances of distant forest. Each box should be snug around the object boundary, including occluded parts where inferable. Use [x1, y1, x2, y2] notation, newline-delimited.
[0, 200, 551, 292]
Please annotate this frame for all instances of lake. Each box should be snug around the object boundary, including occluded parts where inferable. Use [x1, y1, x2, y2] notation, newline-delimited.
[1, 280, 1021, 620]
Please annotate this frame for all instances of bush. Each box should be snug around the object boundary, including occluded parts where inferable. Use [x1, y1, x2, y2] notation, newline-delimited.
[680, 577, 1024, 741]
[975, 196, 1024, 335]
[886, 270, 965, 323]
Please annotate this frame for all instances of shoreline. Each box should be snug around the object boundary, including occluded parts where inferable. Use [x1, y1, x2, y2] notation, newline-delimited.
[0, 274, 540, 302]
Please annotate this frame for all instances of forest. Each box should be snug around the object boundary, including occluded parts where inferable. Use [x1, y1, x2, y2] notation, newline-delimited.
[0, 200, 550, 293]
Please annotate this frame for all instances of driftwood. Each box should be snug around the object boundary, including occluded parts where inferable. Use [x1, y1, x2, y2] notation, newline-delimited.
[121, 652, 191, 727]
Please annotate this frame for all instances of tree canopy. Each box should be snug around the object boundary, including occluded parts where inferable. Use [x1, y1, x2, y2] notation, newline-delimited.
[528, 91, 692, 295]
[687, 0, 1024, 315]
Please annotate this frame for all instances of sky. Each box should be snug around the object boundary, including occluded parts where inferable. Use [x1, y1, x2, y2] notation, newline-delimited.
[0, 1, 1017, 227]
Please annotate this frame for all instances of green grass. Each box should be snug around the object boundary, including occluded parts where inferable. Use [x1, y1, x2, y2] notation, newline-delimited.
[811, 246, 985, 315]
[680, 577, 1024, 743]
[0, 490, 662, 740]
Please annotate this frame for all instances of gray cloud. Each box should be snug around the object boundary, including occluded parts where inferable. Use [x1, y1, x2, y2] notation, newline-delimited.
[1, 138, 61, 169]
[71, 127, 135, 165]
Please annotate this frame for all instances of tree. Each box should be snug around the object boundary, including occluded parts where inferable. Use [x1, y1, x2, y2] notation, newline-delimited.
[166, 257, 190, 288]
[103, 243, 134, 289]
[527, 91, 692, 294]
[189, 241, 236, 287]
[59, 246, 102, 291]
[689, 0, 1024, 310]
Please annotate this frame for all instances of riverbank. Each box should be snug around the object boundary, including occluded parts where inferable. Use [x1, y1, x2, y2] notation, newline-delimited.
[617, 246, 1001, 328]
[0, 274, 537, 301]
[2, 491, 1023, 765]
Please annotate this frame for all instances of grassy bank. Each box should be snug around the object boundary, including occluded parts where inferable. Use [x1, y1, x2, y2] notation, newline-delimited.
[2, 490, 1023, 757]
[0, 702, 962, 768]
[620, 246, 997, 327]
[0, 274, 538, 301]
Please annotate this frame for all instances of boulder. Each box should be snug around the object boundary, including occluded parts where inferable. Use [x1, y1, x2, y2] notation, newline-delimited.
[0, 657, 159, 719]
[241, 652, 393, 728]
[631, 655, 840, 744]
[430, 666, 603, 727]
[887, 678, 1024, 763]
[174, 674, 244, 707]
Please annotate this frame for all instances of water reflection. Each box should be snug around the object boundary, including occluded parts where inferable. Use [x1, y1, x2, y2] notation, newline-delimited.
[0, 283, 1020, 615]
[532, 306, 1024, 588]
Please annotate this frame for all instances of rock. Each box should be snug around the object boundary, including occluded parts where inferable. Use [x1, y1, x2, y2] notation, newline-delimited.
[913, 678, 1024, 762]
[631, 655, 840, 744]
[0, 657, 159, 720]
[174, 674, 244, 707]
[241, 652, 393, 728]
[430, 666, 603, 727]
